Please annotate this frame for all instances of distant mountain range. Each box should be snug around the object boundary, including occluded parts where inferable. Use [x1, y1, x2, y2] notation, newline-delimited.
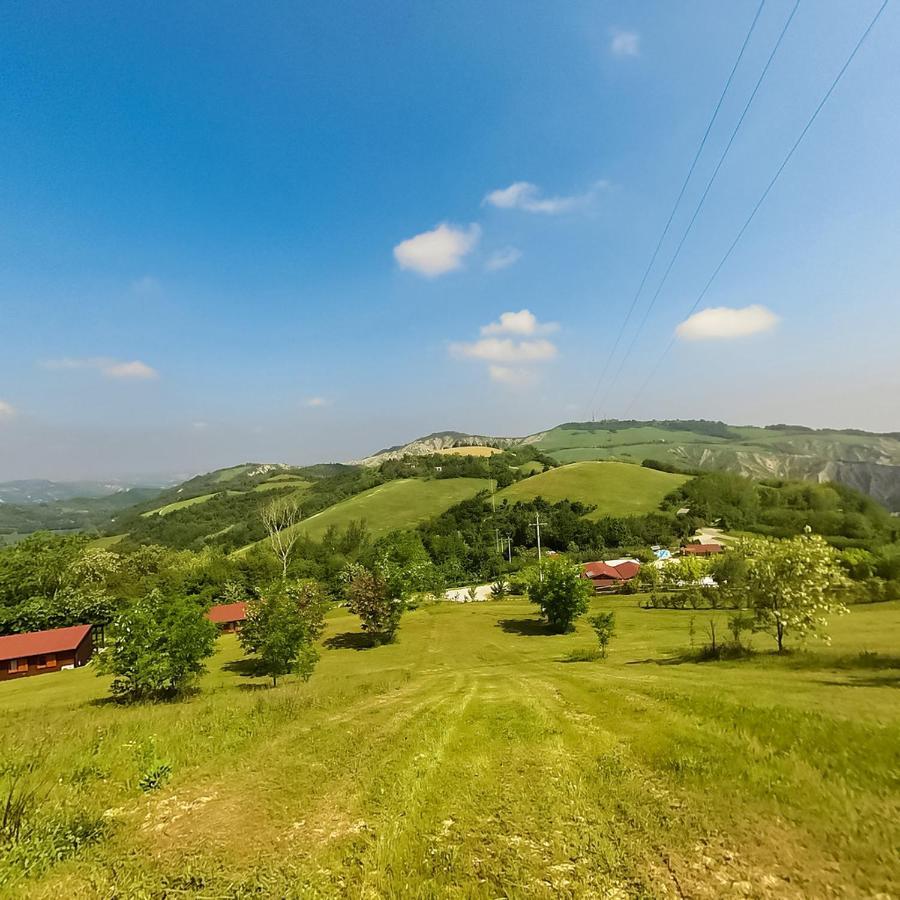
[0, 477, 176, 505]
[357, 420, 900, 511]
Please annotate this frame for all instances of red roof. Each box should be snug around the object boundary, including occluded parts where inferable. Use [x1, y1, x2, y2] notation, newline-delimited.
[583, 561, 640, 581]
[0, 624, 92, 662]
[207, 601, 248, 624]
[614, 561, 640, 580]
[682, 543, 722, 555]
[583, 562, 620, 580]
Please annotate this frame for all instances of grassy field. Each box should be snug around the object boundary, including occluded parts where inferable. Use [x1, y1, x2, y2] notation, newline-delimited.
[498, 461, 688, 517]
[242, 477, 491, 547]
[252, 478, 312, 493]
[140, 491, 241, 517]
[1, 597, 897, 897]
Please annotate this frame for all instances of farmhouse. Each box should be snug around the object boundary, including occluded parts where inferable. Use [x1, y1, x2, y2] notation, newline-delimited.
[207, 601, 248, 632]
[0, 624, 93, 681]
[682, 543, 723, 557]
[582, 559, 641, 593]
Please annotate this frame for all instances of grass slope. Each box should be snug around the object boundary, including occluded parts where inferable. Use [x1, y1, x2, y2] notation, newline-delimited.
[140, 491, 241, 517]
[2, 598, 897, 896]
[498, 461, 688, 517]
[249, 477, 490, 547]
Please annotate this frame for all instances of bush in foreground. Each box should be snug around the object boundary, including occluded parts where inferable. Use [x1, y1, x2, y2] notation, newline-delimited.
[97, 590, 217, 702]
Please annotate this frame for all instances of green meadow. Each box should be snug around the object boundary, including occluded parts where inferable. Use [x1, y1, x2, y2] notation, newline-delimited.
[2, 597, 898, 897]
[139, 491, 242, 518]
[497, 461, 689, 517]
[242, 477, 491, 549]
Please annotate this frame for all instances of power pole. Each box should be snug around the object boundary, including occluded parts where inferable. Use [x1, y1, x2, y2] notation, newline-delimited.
[505, 535, 513, 563]
[531, 513, 547, 581]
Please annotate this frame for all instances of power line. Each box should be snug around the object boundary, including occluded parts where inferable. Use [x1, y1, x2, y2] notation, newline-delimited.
[622, 0, 889, 418]
[598, 0, 800, 412]
[585, 0, 766, 416]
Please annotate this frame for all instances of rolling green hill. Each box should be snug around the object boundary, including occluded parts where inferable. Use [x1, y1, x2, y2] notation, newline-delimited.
[529, 422, 900, 510]
[240, 477, 491, 550]
[360, 421, 900, 511]
[496, 461, 688, 517]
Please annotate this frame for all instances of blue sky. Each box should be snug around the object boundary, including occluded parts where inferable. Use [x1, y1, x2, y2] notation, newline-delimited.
[1, 0, 898, 479]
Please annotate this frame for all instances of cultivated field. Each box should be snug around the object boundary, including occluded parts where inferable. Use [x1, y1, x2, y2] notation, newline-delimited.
[498, 461, 688, 517]
[438, 446, 501, 457]
[2, 598, 897, 897]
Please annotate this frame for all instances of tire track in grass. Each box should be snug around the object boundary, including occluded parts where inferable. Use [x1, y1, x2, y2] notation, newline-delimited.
[352, 675, 477, 896]
[528, 666, 856, 897]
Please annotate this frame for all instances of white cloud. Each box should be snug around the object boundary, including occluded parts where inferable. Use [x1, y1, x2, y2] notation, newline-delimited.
[304, 397, 329, 408]
[103, 360, 158, 379]
[42, 357, 159, 379]
[480, 309, 558, 337]
[450, 311, 559, 387]
[0, 400, 16, 421]
[485, 247, 522, 271]
[393, 223, 481, 277]
[482, 180, 606, 214]
[676, 305, 780, 341]
[610, 29, 640, 57]
[449, 337, 557, 363]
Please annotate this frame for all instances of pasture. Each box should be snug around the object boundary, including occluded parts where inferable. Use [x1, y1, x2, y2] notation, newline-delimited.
[497, 461, 688, 517]
[2, 597, 897, 897]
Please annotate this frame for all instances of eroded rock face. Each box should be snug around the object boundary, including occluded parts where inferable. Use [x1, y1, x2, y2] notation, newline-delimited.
[354, 432, 522, 466]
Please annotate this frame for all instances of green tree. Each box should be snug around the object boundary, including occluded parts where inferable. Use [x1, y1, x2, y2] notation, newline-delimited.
[527, 557, 593, 633]
[741, 533, 849, 652]
[239, 580, 328, 686]
[589, 611, 616, 658]
[98, 590, 217, 701]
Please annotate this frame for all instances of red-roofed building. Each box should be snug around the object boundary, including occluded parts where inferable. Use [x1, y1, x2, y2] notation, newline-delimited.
[682, 543, 723, 557]
[583, 562, 620, 580]
[0, 624, 93, 681]
[582, 560, 641, 593]
[207, 601, 248, 633]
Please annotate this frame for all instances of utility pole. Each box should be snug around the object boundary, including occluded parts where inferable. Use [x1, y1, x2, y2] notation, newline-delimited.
[531, 513, 547, 581]
[505, 535, 513, 563]
[494, 527, 501, 555]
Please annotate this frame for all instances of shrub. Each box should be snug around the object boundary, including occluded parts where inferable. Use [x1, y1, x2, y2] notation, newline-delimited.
[589, 611, 616, 658]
